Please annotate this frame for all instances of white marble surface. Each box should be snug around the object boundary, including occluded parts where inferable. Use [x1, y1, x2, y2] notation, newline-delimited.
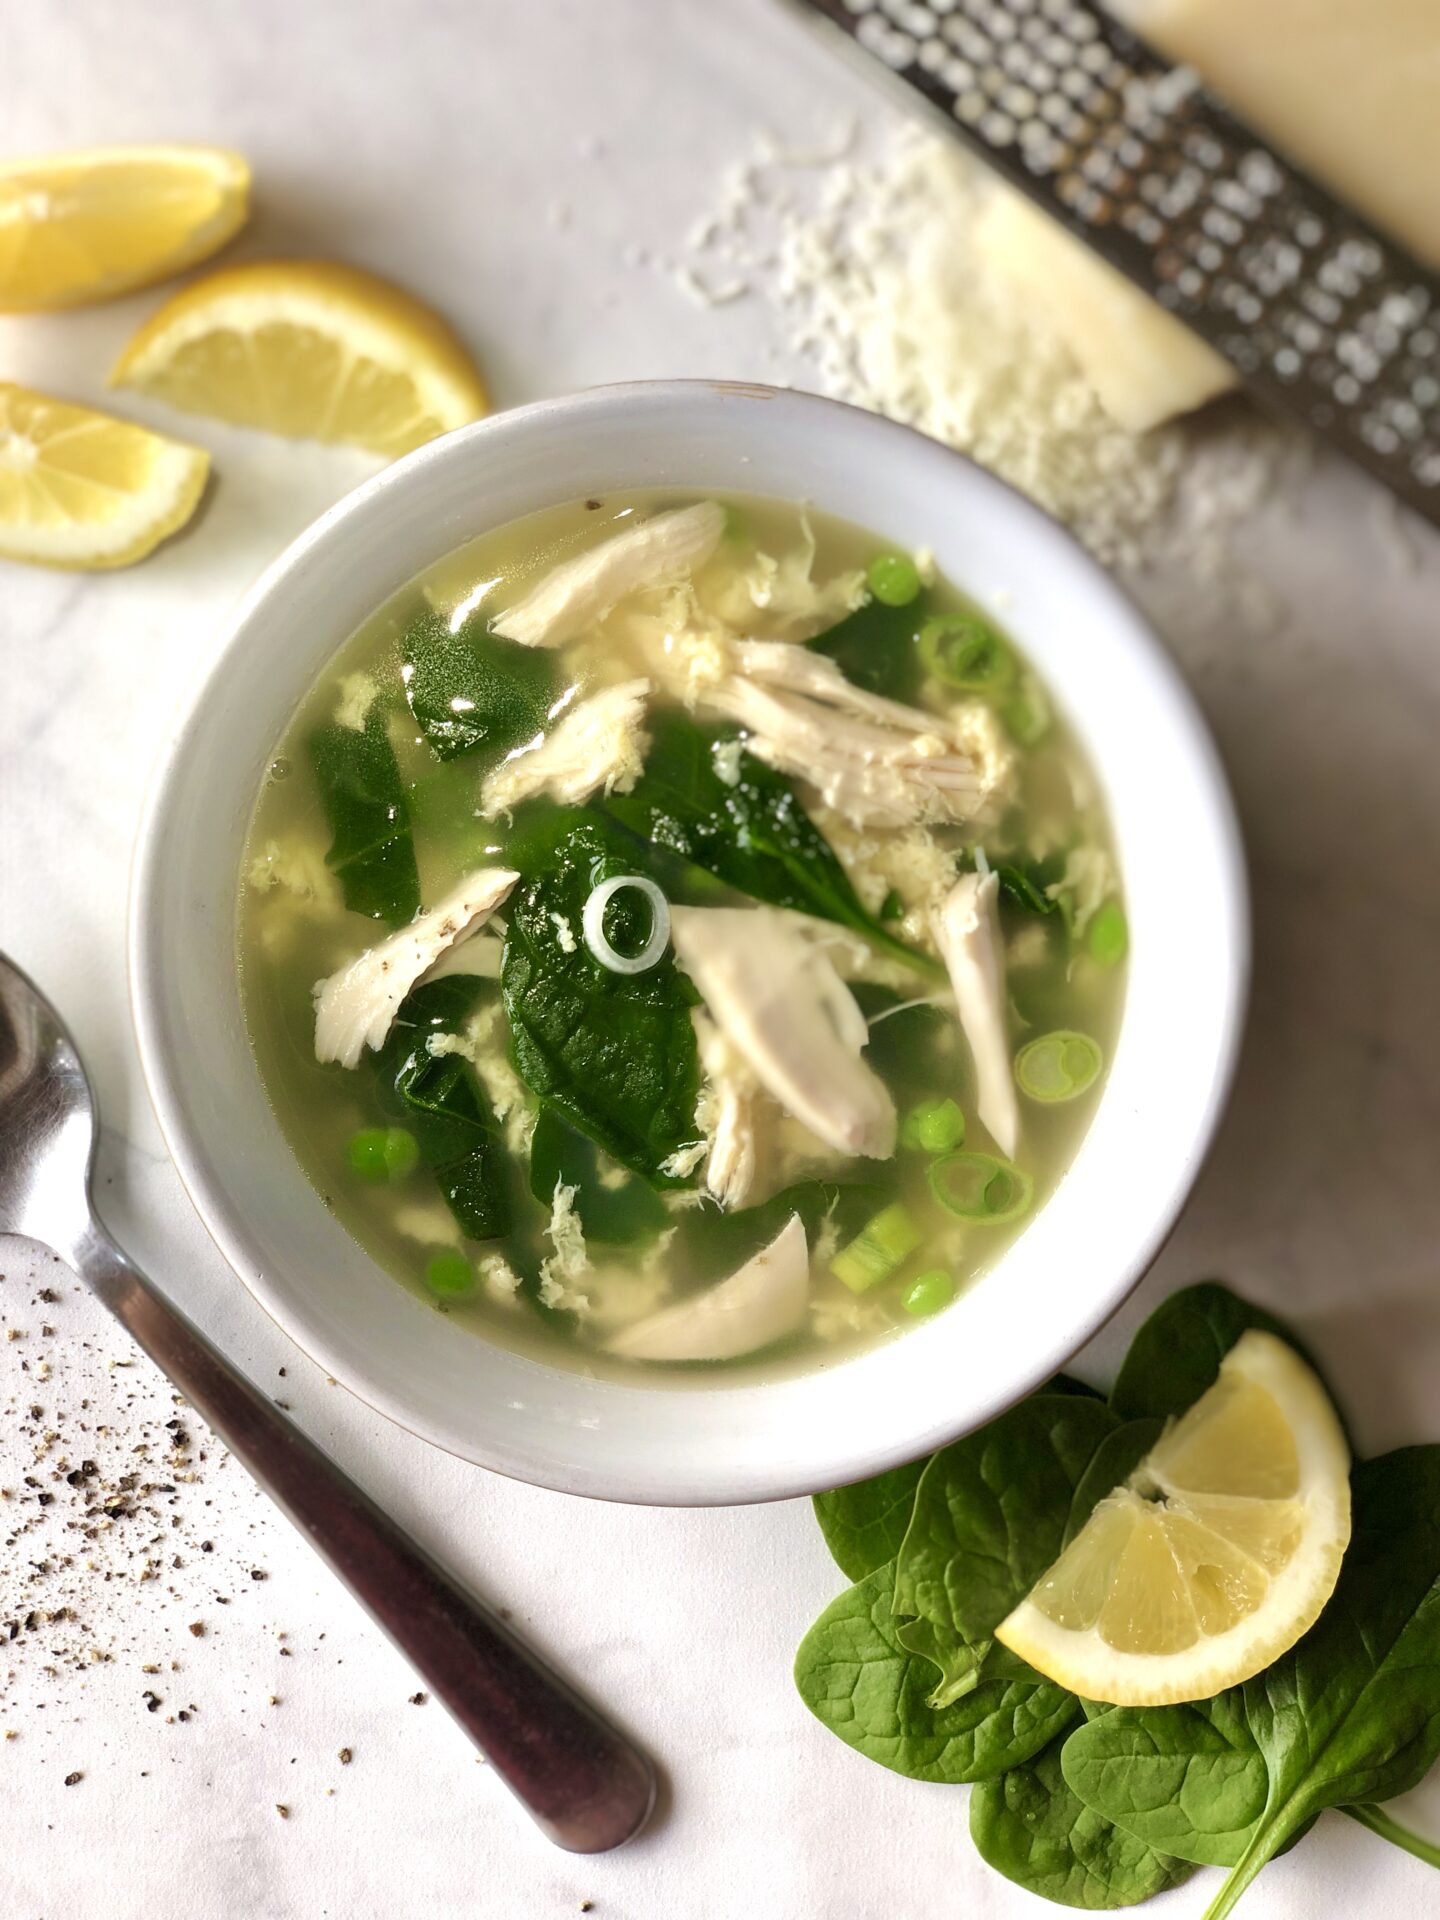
[3, 3, 1440, 1916]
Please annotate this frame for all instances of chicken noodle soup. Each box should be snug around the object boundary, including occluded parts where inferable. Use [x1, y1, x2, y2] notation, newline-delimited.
[240, 494, 1126, 1377]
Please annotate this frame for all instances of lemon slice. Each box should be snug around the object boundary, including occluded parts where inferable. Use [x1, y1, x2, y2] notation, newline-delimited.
[0, 145, 249, 312]
[995, 1331, 1351, 1705]
[0, 381, 209, 570]
[111, 260, 488, 456]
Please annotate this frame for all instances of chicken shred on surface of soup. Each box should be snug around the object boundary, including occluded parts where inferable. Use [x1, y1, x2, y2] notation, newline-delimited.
[239, 493, 1127, 1379]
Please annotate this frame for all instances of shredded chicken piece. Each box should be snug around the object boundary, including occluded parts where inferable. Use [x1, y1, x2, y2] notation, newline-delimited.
[730, 638, 954, 736]
[418, 932, 503, 983]
[333, 671, 379, 731]
[670, 905, 896, 1159]
[605, 1212, 809, 1361]
[313, 868, 519, 1069]
[933, 871, 1020, 1160]
[491, 502, 725, 648]
[700, 513, 866, 639]
[480, 678, 651, 817]
[702, 674, 982, 829]
[693, 1010, 760, 1208]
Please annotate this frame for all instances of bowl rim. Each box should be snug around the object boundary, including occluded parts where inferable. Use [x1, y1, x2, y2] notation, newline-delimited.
[129, 378, 1250, 1505]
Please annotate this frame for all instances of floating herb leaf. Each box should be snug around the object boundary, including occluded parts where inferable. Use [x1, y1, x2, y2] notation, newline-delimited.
[308, 708, 420, 926]
[527, 1107, 669, 1245]
[375, 976, 509, 1240]
[402, 605, 560, 764]
[807, 592, 931, 703]
[501, 817, 701, 1182]
[604, 711, 933, 975]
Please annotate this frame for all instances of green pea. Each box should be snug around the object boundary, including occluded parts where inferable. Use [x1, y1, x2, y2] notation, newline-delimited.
[866, 552, 922, 607]
[902, 1270, 955, 1317]
[347, 1126, 419, 1183]
[1088, 900, 1129, 967]
[424, 1251, 475, 1299]
[901, 1097, 967, 1154]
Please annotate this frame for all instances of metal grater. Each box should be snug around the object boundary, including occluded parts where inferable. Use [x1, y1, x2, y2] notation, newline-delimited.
[785, 0, 1440, 528]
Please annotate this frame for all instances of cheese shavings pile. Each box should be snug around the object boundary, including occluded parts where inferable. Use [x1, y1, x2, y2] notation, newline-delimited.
[680, 124, 1285, 570]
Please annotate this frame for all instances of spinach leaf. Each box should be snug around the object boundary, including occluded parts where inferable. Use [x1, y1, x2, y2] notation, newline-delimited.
[995, 859, 1065, 917]
[806, 592, 931, 703]
[849, 985, 959, 1107]
[1344, 1804, 1440, 1870]
[604, 710, 932, 974]
[793, 1559, 1077, 1784]
[1063, 1449, 1440, 1916]
[527, 1107, 669, 1245]
[501, 817, 701, 1182]
[1061, 1696, 1269, 1868]
[1109, 1282, 1326, 1425]
[402, 605, 559, 763]
[891, 1393, 1125, 1705]
[375, 977, 509, 1239]
[971, 1737, 1194, 1909]
[814, 1462, 926, 1583]
[308, 708, 420, 926]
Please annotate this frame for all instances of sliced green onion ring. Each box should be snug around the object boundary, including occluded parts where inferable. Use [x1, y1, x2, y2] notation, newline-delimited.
[582, 874, 670, 975]
[1015, 1029, 1103, 1103]
[928, 1151, 1034, 1226]
[918, 613, 1016, 692]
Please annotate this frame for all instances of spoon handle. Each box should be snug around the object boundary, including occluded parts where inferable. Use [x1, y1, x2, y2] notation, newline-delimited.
[70, 1218, 656, 1854]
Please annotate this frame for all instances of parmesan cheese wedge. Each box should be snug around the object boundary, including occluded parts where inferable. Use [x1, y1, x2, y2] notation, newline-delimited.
[975, 191, 1237, 434]
[1107, 0, 1440, 270]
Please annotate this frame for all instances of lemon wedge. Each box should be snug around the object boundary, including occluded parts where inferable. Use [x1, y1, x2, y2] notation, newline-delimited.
[111, 260, 488, 457]
[995, 1331, 1351, 1705]
[0, 145, 249, 313]
[0, 381, 209, 570]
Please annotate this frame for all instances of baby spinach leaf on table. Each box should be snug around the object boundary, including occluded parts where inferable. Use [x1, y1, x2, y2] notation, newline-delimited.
[971, 1736, 1195, 1909]
[794, 1559, 1077, 1784]
[806, 592, 931, 703]
[891, 1393, 1125, 1706]
[1063, 1448, 1440, 1917]
[1344, 1803, 1440, 1870]
[1109, 1282, 1338, 1430]
[1068, 1420, 1164, 1540]
[375, 977, 510, 1240]
[527, 1107, 669, 1245]
[308, 708, 420, 926]
[402, 606, 560, 763]
[1201, 1446, 1440, 1918]
[603, 711, 935, 975]
[814, 1461, 926, 1583]
[1061, 1696, 1271, 1868]
[501, 817, 701, 1183]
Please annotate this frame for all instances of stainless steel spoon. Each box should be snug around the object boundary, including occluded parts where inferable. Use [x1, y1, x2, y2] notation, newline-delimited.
[0, 951, 656, 1854]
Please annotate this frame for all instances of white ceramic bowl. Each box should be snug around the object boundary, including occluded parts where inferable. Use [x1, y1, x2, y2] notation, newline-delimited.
[130, 382, 1247, 1506]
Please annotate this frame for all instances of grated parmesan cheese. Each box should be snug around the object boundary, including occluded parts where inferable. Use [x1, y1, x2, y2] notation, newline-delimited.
[679, 127, 1285, 570]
